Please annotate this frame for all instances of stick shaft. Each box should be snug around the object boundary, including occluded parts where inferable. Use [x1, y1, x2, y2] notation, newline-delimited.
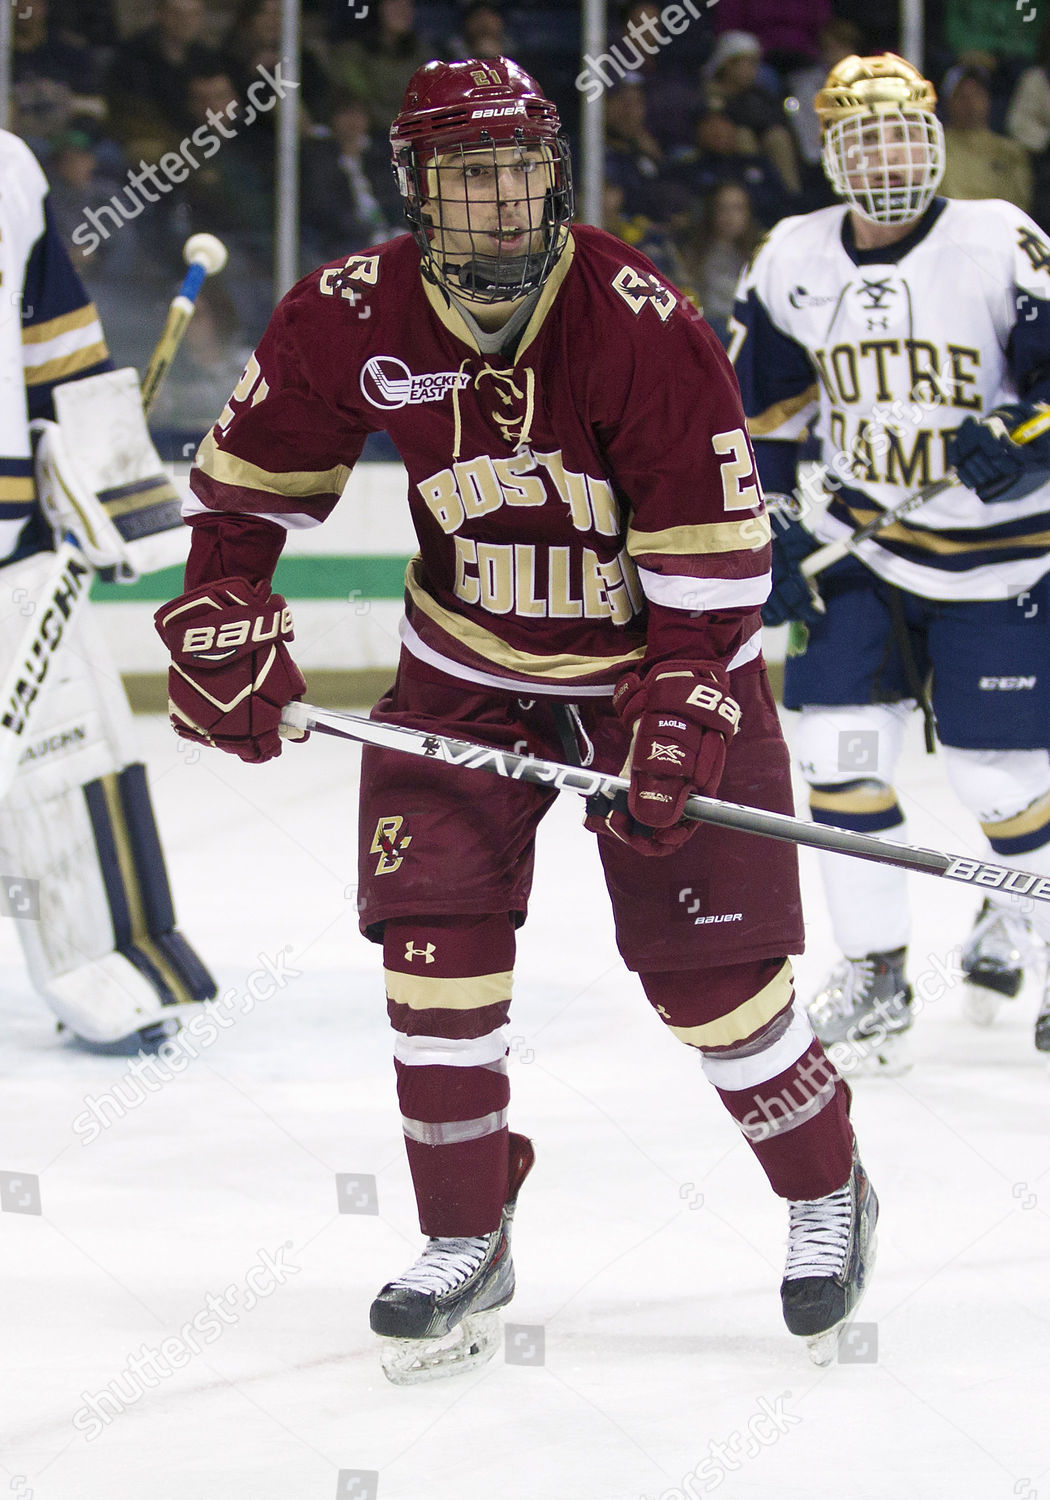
[282, 702, 1050, 906]
[800, 476, 954, 578]
[140, 262, 211, 415]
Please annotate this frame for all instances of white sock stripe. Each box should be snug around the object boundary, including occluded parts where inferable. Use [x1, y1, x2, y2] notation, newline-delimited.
[393, 1028, 508, 1068]
[700, 1004, 814, 1091]
[401, 1108, 509, 1146]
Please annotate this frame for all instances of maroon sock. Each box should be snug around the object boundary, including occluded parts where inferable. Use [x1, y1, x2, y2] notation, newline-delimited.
[641, 962, 855, 1200]
[715, 1043, 854, 1200]
[383, 913, 515, 1236]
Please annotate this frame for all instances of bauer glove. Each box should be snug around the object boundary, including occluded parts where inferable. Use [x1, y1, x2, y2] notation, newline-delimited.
[586, 662, 741, 857]
[763, 513, 824, 627]
[155, 577, 307, 763]
[947, 401, 1050, 503]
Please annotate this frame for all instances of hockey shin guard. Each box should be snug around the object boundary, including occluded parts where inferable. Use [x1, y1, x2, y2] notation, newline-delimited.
[642, 958, 854, 1200]
[384, 913, 515, 1236]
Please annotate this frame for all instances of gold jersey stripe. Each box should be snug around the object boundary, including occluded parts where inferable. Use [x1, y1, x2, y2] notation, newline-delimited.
[809, 785, 899, 815]
[0, 475, 35, 502]
[405, 556, 645, 680]
[98, 773, 196, 1006]
[627, 513, 770, 558]
[844, 505, 1050, 556]
[24, 341, 109, 386]
[21, 301, 100, 345]
[668, 959, 794, 1048]
[746, 384, 820, 437]
[385, 968, 514, 1011]
[196, 428, 352, 499]
[981, 789, 1050, 840]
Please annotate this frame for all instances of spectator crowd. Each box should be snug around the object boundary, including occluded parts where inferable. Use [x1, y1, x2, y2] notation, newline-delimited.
[12, 0, 1050, 428]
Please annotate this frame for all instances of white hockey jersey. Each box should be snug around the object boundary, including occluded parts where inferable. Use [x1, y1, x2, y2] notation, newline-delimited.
[731, 196, 1050, 601]
[0, 129, 109, 564]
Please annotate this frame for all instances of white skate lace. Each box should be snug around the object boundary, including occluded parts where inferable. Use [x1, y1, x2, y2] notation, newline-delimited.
[783, 1187, 853, 1280]
[812, 958, 875, 1024]
[389, 1235, 492, 1296]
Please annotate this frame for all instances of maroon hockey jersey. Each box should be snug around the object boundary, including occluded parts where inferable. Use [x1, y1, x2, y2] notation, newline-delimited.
[188, 225, 771, 695]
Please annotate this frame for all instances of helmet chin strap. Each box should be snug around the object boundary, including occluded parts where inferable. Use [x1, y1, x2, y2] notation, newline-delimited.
[443, 251, 549, 300]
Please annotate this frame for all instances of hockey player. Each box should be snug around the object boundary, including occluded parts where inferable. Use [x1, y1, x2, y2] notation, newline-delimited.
[155, 59, 877, 1378]
[0, 127, 215, 1051]
[731, 53, 1050, 1069]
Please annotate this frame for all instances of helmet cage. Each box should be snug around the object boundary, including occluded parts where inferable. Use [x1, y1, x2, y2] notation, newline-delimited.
[822, 108, 944, 225]
[394, 127, 573, 303]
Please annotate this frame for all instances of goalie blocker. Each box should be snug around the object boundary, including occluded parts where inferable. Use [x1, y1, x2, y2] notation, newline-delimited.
[0, 550, 215, 1045]
[33, 367, 190, 582]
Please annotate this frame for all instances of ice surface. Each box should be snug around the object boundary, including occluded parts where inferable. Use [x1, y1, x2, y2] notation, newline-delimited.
[2, 711, 1047, 1500]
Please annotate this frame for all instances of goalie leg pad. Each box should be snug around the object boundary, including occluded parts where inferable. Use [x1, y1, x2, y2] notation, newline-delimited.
[84, 765, 216, 1006]
[0, 578, 215, 1042]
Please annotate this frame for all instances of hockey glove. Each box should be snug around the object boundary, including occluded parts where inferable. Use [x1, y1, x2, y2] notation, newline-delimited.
[155, 577, 307, 763]
[763, 514, 824, 627]
[586, 663, 741, 857]
[946, 401, 1050, 502]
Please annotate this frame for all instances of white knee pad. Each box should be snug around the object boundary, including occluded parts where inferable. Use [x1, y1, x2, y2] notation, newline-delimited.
[0, 554, 215, 1043]
[792, 705, 912, 956]
[792, 703, 911, 788]
[940, 746, 1050, 824]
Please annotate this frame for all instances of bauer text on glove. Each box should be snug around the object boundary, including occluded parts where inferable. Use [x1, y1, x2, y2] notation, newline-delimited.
[154, 578, 307, 763]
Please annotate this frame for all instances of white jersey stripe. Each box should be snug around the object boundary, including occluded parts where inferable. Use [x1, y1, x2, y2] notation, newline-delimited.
[637, 566, 771, 611]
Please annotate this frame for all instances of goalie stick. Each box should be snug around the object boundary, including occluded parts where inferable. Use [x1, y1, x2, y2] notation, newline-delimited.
[280, 701, 1050, 908]
[798, 404, 1050, 580]
[0, 235, 228, 798]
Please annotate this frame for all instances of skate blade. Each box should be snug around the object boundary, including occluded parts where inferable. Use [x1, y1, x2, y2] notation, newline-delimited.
[960, 976, 1023, 1028]
[961, 981, 1004, 1027]
[798, 1227, 879, 1369]
[378, 1311, 501, 1386]
[805, 1327, 841, 1368]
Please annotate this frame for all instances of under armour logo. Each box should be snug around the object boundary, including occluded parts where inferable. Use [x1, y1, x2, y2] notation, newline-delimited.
[404, 941, 436, 964]
[648, 742, 685, 765]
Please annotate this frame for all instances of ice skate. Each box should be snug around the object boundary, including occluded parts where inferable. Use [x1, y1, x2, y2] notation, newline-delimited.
[370, 1133, 534, 1385]
[781, 1146, 878, 1368]
[808, 947, 913, 1075]
[960, 900, 1030, 1026]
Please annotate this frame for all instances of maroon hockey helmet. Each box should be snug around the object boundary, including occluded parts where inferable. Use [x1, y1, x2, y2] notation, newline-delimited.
[390, 58, 574, 303]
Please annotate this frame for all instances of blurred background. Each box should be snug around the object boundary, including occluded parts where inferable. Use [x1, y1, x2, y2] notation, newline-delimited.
[1, 0, 1044, 690]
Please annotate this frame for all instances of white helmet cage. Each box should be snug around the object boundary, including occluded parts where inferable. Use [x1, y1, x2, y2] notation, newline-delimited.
[822, 108, 945, 225]
[403, 135, 573, 303]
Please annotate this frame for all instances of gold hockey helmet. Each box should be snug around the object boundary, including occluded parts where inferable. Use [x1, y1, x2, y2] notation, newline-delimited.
[815, 53, 938, 131]
[816, 53, 944, 225]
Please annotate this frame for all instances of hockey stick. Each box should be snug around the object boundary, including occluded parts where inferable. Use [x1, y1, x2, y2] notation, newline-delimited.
[0, 235, 229, 795]
[799, 405, 1050, 580]
[140, 234, 230, 413]
[281, 701, 1050, 907]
